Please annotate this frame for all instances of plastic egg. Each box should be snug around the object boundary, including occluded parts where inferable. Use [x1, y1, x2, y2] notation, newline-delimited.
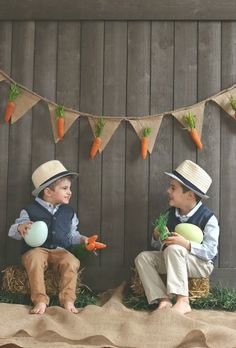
[24, 221, 48, 247]
[175, 223, 203, 243]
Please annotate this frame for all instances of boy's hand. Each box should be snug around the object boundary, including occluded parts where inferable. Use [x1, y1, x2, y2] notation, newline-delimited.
[80, 236, 88, 245]
[153, 227, 160, 240]
[17, 221, 33, 237]
[163, 232, 191, 251]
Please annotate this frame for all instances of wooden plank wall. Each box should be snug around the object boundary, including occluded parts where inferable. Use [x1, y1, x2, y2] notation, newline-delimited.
[1, 20, 236, 290]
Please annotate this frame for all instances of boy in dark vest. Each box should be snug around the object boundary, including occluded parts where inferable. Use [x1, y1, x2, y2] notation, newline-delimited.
[135, 160, 219, 314]
[8, 160, 87, 315]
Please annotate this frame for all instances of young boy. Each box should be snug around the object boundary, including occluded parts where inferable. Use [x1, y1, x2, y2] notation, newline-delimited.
[135, 160, 219, 315]
[8, 160, 87, 315]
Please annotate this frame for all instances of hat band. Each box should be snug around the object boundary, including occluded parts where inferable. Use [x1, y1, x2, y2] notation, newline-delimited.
[172, 170, 205, 196]
[39, 171, 70, 187]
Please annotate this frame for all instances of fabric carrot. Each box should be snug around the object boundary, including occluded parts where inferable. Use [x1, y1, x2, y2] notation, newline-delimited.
[56, 105, 65, 139]
[141, 127, 151, 160]
[90, 118, 105, 159]
[184, 111, 203, 151]
[4, 83, 21, 123]
[229, 96, 236, 119]
[71, 234, 107, 260]
[153, 212, 171, 241]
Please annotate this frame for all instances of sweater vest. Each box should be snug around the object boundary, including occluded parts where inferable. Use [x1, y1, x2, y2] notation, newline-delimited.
[21, 200, 74, 254]
[166, 204, 214, 234]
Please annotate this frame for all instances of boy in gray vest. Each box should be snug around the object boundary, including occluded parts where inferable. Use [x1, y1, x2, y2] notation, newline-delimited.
[9, 160, 87, 315]
[135, 160, 219, 314]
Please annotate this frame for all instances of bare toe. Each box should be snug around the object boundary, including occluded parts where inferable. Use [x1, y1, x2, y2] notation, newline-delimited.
[30, 302, 47, 315]
[63, 301, 79, 314]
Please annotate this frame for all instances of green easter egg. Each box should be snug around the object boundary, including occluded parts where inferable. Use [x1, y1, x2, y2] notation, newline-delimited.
[175, 223, 203, 243]
[24, 221, 48, 247]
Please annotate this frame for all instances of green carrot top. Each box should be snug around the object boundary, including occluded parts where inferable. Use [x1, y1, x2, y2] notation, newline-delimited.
[95, 118, 105, 137]
[56, 105, 65, 118]
[229, 96, 236, 111]
[184, 111, 196, 129]
[143, 127, 152, 137]
[9, 83, 20, 101]
[153, 211, 171, 241]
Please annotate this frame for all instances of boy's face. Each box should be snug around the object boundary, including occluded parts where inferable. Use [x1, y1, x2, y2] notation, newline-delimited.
[44, 177, 72, 205]
[166, 179, 191, 209]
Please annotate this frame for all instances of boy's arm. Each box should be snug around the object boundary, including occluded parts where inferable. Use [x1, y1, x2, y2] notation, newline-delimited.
[70, 213, 88, 245]
[8, 209, 31, 240]
[189, 215, 219, 261]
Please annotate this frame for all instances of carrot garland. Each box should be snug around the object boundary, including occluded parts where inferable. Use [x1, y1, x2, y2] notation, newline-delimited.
[56, 105, 65, 139]
[229, 96, 236, 119]
[4, 83, 21, 123]
[184, 111, 203, 151]
[141, 127, 151, 160]
[90, 118, 105, 159]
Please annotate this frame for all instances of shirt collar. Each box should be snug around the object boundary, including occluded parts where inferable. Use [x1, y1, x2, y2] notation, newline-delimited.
[35, 197, 61, 211]
[175, 201, 202, 220]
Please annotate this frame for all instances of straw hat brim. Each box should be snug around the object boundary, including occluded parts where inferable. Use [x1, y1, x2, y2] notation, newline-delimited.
[32, 172, 78, 197]
[165, 172, 209, 199]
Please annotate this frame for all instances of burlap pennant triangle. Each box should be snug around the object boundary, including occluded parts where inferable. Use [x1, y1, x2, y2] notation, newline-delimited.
[11, 89, 41, 123]
[0, 71, 6, 82]
[128, 115, 164, 154]
[171, 102, 205, 138]
[88, 117, 122, 152]
[211, 86, 236, 119]
[48, 103, 79, 143]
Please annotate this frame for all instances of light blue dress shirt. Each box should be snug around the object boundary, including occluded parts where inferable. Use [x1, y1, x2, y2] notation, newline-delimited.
[151, 201, 219, 261]
[8, 197, 82, 245]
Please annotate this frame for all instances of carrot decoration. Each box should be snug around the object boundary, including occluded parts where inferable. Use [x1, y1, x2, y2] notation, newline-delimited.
[184, 111, 203, 151]
[229, 96, 236, 119]
[141, 127, 151, 160]
[4, 83, 21, 123]
[71, 234, 107, 259]
[90, 118, 105, 159]
[56, 105, 65, 139]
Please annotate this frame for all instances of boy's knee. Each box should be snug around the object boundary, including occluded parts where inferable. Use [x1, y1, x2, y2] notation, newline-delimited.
[164, 244, 187, 257]
[135, 251, 151, 266]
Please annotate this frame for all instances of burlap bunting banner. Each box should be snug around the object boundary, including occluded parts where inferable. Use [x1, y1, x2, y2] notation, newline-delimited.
[211, 86, 236, 119]
[11, 89, 41, 123]
[48, 104, 80, 143]
[128, 115, 164, 154]
[171, 102, 205, 138]
[0, 71, 6, 82]
[88, 117, 122, 152]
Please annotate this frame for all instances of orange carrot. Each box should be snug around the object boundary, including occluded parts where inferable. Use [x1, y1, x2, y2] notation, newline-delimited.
[90, 118, 105, 159]
[4, 83, 20, 123]
[184, 111, 203, 151]
[56, 105, 65, 139]
[85, 234, 107, 251]
[141, 127, 151, 160]
[4, 101, 15, 123]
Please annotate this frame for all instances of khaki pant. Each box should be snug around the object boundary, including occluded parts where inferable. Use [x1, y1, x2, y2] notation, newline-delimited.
[22, 247, 80, 306]
[135, 244, 214, 304]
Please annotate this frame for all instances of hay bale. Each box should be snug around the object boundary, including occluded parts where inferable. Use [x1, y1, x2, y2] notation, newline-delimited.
[1, 265, 82, 295]
[131, 268, 209, 299]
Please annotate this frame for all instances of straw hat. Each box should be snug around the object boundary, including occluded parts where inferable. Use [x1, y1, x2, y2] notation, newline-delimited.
[165, 160, 212, 199]
[32, 160, 78, 196]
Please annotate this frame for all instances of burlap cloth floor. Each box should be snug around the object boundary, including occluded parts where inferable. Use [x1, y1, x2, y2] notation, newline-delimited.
[0, 284, 236, 348]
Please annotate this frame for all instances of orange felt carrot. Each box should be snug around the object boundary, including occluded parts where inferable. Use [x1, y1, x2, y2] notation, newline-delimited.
[90, 118, 105, 159]
[141, 127, 151, 160]
[56, 105, 65, 139]
[184, 111, 203, 151]
[85, 234, 107, 251]
[229, 96, 236, 119]
[4, 83, 21, 123]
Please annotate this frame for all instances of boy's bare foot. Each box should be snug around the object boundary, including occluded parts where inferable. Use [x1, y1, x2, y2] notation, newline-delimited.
[30, 302, 47, 315]
[157, 298, 173, 310]
[172, 299, 191, 314]
[63, 301, 79, 314]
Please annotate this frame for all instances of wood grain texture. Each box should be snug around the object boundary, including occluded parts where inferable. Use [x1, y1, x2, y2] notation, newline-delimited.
[1, 0, 236, 20]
